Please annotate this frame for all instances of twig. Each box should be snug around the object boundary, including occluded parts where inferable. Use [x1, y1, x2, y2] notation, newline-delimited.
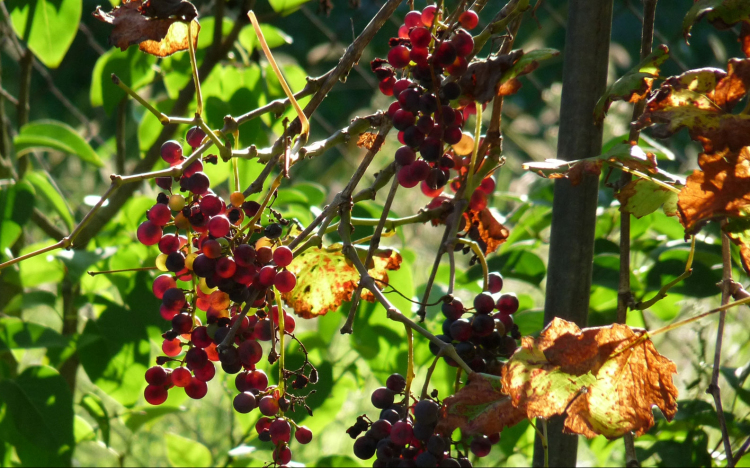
[87, 266, 158, 276]
[633, 236, 694, 310]
[707, 223, 735, 466]
[217, 289, 260, 352]
[420, 347, 444, 400]
[405, 326, 415, 400]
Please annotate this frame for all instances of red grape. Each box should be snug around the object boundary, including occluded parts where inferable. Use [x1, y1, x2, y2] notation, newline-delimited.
[158, 234, 180, 254]
[379, 77, 396, 96]
[393, 109, 416, 131]
[200, 194, 223, 217]
[234, 244, 256, 266]
[215, 256, 237, 278]
[478, 177, 496, 194]
[387, 45, 411, 69]
[459, 10, 479, 30]
[193, 361, 215, 382]
[145, 366, 169, 386]
[171, 367, 192, 387]
[208, 215, 230, 237]
[186, 126, 206, 148]
[258, 395, 280, 416]
[452, 29, 474, 57]
[274, 269, 297, 293]
[258, 265, 277, 286]
[185, 377, 208, 399]
[233, 391, 257, 413]
[395, 146, 416, 166]
[238, 339, 263, 367]
[144, 384, 168, 405]
[393, 79, 412, 97]
[137, 221, 162, 246]
[162, 338, 182, 356]
[470, 435, 492, 457]
[488, 272, 504, 293]
[269, 418, 291, 444]
[191, 326, 212, 348]
[409, 27, 431, 48]
[497, 293, 519, 315]
[434, 41, 457, 67]
[183, 159, 203, 177]
[160, 140, 183, 164]
[247, 369, 269, 390]
[474, 292, 495, 314]
[273, 246, 293, 267]
[152, 274, 176, 299]
[421, 5, 437, 26]
[405, 10, 422, 28]
[295, 426, 313, 444]
[148, 203, 172, 226]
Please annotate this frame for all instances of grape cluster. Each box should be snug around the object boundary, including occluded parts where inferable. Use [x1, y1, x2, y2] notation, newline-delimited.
[348, 373, 501, 466]
[371, 5, 495, 213]
[433, 272, 521, 375]
[138, 126, 314, 464]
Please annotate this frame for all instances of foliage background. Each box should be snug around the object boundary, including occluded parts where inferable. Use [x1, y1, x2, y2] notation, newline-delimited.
[0, 0, 749, 466]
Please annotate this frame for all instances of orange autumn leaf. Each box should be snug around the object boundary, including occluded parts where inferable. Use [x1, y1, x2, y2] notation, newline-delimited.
[356, 132, 379, 150]
[501, 318, 678, 439]
[463, 207, 510, 255]
[281, 244, 402, 319]
[436, 372, 526, 437]
[678, 146, 750, 233]
[93, 0, 199, 57]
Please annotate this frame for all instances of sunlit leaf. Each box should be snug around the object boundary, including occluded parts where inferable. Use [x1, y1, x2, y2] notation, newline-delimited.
[501, 318, 678, 439]
[282, 244, 402, 319]
[166, 433, 212, 467]
[0, 180, 35, 251]
[463, 207, 510, 255]
[15, 120, 103, 167]
[616, 179, 680, 219]
[91, 47, 157, 114]
[23, 171, 74, 231]
[6, 0, 81, 68]
[594, 45, 670, 122]
[683, 0, 750, 42]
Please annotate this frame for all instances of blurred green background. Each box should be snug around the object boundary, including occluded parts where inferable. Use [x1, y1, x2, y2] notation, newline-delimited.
[1, 0, 749, 466]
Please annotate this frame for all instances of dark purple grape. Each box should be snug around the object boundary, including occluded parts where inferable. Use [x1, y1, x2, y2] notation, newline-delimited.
[497, 293, 519, 315]
[371, 387, 395, 409]
[442, 299, 464, 320]
[440, 81, 462, 101]
[186, 126, 207, 148]
[395, 146, 417, 166]
[403, 126, 426, 148]
[427, 435, 446, 455]
[455, 341, 477, 361]
[449, 319, 472, 341]
[156, 177, 173, 191]
[398, 88, 422, 113]
[419, 93, 439, 114]
[188, 172, 210, 195]
[353, 436, 377, 460]
[414, 399, 439, 425]
[386, 373, 406, 393]
[473, 293, 495, 314]
[370, 419, 392, 439]
[471, 314, 495, 337]
[412, 422, 436, 441]
[433, 42, 457, 67]
[379, 408, 400, 424]
[172, 313, 193, 334]
[420, 138, 442, 162]
[470, 435, 491, 457]
[428, 334, 451, 356]
[488, 273, 503, 294]
[165, 251, 185, 272]
[393, 110, 416, 131]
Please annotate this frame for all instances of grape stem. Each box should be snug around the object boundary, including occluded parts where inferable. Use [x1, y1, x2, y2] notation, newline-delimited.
[405, 326, 415, 401]
[338, 206, 473, 375]
[87, 266, 158, 276]
[187, 21, 203, 116]
[454, 238, 490, 292]
[420, 347, 444, 400]
[217, 289, 261, 352]
[275, 287, 286, 395]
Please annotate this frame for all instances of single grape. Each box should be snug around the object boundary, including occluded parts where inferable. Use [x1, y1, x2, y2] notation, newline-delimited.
[411, 46, 429, 64]
[137, 221, 162, 246]
[444, 126, 463, 145]
[160, 140, 183, 164]
[442, 299, 464, 320]
[471, 314, 496, 337]
[234, 244, 256, 267]
[412, 422, 436, 441]
[274, 269, 297, 293]
[470, 435, 492, 457]
[238, 339, 263, 367]
[264, 223, 283, 239]
[259, 395, 280, 416]
[162, 288, 186, 310]
[393, 79, 412, 97]
[200, 194, 223, 217]
[370, 419, 392, 439]
[183, 159, 203, 177]
[398, 88, 422, 113]
[145, 366, 169, 386]
[478, 177, 496, 194]
[405, 10, 423, 28]
[371, 387, 395, 409]
[403, 126, 426, 147]
[185, 347, 208, 370]
[162, 338, 182, 356]
[425, 167, 448, 190]
[379, 408, 400, 424]
[171, 367, 192, 387]
[148, 203, 172, 226]
[156, 176, 173, 191]
[273, 246, 293, 267]
[257, 246, 273, 264]
[185, 377, 208, 399]
[469, 190, 487, 211]
[390, 421, 413, 446]
[497, 293, 519, 315]
[158, 234, 180, 255]
[233, 391, 257, 413]
[353, 436, 377, 460]
[186, 126, 206, 148]
[456, 341, 477, 361]
[192, 255, 216, 278]
[193, 362, 215, 382]
[427, 435, 446, 456]
[434, 41, 457, 67]
[398, 24, 409, 39]
[459, 10, 479, 29]
[215, 257, 237, 278]
[295, 426, 313, 444]
[421, 5, 437, 26]
[473, 292, 495, 314]
[165, 251, 186, 273]
[449, 318, 472, 341]
[488, 272, 503, 294]
[379, 76, 396, 96]
[247, 369, 269, 390]
[172, 313, 193, 334]
[208, 215, 230, 237]
[241, 200, 261, 217]
[420, 93, 439, 114]
[273, 445, 292, 465]
[409, 27, 432, 48]
[414, 399, 439, 425]
[452, 29, 474, 57]
[144, 384, 168, 405]
[393, 109, 416, 131]
[386, 373, 406, 393]
[420, 137, 442, 162]
[388, 45, 411, 69]
[270, 418, 292, 444]
[169, 193, 186, 211]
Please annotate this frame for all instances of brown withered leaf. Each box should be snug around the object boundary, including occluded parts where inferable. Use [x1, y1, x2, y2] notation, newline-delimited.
[636, 59, 750, 153]
[436, 373, 526, 437]
[356, 132, 378, 150]
[742, 22, 750, 58]
[501, 318, 678, 439]
[93, 0, 199, 57]
[459, 50, 523, 104]
[281, 244, 402, 319]
[463, 207, 510, 255]
[677, 146, 750, 233]
[723, 218, 750, 274]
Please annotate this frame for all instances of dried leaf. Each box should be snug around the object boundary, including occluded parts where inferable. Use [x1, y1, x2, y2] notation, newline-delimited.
[742, 22, 750, 57]
[594, 45, 670, 122]
[463, 207, 510, 255]
[683, 0, 750, 42]
[501, 318, 678, 439]
[93, 0, 199, 57]
[635, 59, 750, 153]
[677, 147, 750, 233]
[723, 218, 750, 274]
[459, 50, 523, 103]
[436, 373, 526, 437]
[496, 48, 560, 97]
[281, 244, 402, 319]
[356, 132, 378, 150]
[616, 179, 680, 219]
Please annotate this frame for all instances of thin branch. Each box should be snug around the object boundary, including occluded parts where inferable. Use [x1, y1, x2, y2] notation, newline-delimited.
[707, 224, 735, 466]
[420, 347, 444, 400]
[633, 236, 694, 310]
[217, 289, 260, 352]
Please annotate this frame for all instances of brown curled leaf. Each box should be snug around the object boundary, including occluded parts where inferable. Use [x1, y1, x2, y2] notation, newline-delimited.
[436, 373, 526, 437]
[463, 207, 510, 255]
[501, 318, 678, 439]
[93, 0, 199, 57]
[281, 244, 402, 319]
[723, 218, 750, 275]
[459, 50, 523, 103]
[677, 146, 750, 234]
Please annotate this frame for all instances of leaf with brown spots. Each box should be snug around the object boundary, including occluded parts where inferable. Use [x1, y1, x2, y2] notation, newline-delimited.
[616, 179, 681, 219]
[281, 244, 402, 319]
[635, 59, 750, 153]
[677, 146, 750, 233]
[463, 207, 510, 255]
[683, 0, 750, 43]
[723, 218, 750, 274]
[496, 48, 560, 97]
[501, 318, 678, 439]
[93, 0, 199, 57]
[594, 45, 670, 123]
[436, 373, 526, 437]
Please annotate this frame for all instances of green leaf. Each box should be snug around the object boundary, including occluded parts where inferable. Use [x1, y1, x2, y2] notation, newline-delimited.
[196, 17, 234, 49]
[0, 366, 74, 466]
[0, 180, 35, 251]
[3, 290, 57, 314]
[123, 406, 186, 433]
[0, 317, 68, 351]
[166, 433, 212, 468]
[91, 47, 156, 114]
[594, 45, 670, 122]
[315, 455, 364, 467]
[293, 182, 326, 207]
[238, 24, 292, 53]
[15, 120, 103, 167]
[23, 171, 74, 231]
[467, 245, 546, 286]
[14, 241, 65, 288]
[683, 0, 750, 42]
[268, 0, 312, 15]
[80, 393, 110, 446]
[6, 0, 81, 68]
[74, 415, 96, 443]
